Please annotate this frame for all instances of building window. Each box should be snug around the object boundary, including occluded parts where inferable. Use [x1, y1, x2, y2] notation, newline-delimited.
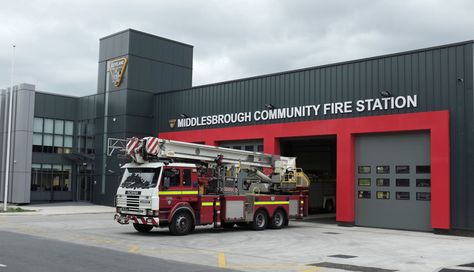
[32, 117, 74, 154]
[33, 118, 43, 133]
[76, 119, 95, 155]
[245, 145, 254, 151]
[30, 164, 72, 192]
[219, 140, 263, 154]
[30, 164, 41, 191]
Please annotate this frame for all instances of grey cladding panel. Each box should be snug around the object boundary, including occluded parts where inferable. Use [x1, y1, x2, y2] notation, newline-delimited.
[99, 31, 130, 62]
[127, 55, 192, 93]
[126, 90, 154, 117]
[34, 92, 77, 120]
[128, 30, 193, 68]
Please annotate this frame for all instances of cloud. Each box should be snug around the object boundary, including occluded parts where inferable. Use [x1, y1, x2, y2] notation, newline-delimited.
[0, 0, 474, 96]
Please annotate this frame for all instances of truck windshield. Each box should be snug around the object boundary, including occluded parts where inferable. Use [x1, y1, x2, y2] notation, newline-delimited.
[120, 168, 161, 189]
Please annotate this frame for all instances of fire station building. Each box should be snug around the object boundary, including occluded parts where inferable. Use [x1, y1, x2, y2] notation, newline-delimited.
[0, 29, 473, 232]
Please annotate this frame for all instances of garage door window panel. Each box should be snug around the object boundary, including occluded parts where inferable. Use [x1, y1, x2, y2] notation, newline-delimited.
[396, 165, 410, 174]
[416, 179, 431, 187]
[358, 166, 371, 174]
[396, 179, 410, 187]
[358, 190, 371, 199]
[376, 166, 390, 174]
[396, 192, 410, 200]
[358, 178, 371, 186]
[376, 178, 390, 187]
[416, 165, 431, 174]
[416, 192, 431, 201]
[376, 191, 390, 200]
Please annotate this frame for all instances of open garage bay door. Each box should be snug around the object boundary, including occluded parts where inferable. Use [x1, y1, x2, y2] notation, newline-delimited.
[281, 136, 336, 214]
[355, 132, 431, 231]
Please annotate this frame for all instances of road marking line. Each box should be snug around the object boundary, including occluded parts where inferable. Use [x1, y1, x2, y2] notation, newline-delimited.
[217, 252, 226, 268]
[0, 264, 7, 267]
[128, 245, 140, 253]
[302, 266, 319, 272]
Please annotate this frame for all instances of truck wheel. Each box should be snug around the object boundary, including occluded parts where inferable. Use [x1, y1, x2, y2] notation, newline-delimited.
[169, 211, 193, 235]
[251, 210, 268, 231]
[133, 223, 153, 233]
[269, 209, 286, 229]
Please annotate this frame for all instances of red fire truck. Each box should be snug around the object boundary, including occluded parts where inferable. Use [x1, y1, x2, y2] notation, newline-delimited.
[114, 137, 309, 235]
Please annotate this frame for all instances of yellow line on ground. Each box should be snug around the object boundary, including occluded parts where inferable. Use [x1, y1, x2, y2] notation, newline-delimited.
[217, 252, 226, 268]
[226, 264, 319, 270]
[128, 245, 140, 253]
[302, 266, 319, 272]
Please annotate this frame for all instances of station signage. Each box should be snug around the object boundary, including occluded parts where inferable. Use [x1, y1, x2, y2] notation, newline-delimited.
[171, 94, 418, 129]
[109, 57, 128, 87]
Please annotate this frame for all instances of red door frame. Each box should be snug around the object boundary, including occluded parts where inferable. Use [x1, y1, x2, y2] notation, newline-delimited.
[159, 110, 451, 229]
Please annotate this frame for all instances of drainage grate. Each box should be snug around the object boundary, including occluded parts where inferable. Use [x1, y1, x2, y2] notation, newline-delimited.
[310, 262, 397, 272]
[323, 232, 341, 235]
[459, 262, 474, 268]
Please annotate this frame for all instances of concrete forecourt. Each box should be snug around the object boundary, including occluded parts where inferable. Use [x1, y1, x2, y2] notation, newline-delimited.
[0, 211, 473, 272]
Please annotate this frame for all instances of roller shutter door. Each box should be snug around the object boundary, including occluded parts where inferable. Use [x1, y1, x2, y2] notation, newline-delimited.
[355, 132, 431, 231]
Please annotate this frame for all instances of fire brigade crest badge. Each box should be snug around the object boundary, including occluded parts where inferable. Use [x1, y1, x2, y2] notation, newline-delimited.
[169, 119, 177, 129]
[109, 57, 128, 87]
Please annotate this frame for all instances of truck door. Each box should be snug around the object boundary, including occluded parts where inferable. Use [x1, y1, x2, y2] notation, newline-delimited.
[159, 167, 199, 208]
[159, 167, 181, 209]
[181, 168, 199, 202]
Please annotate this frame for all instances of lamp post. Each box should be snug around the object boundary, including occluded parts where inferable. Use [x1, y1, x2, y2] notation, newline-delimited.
[3, 44, 15, 212]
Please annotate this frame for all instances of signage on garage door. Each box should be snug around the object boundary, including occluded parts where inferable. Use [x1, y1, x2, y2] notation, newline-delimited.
[355, 132, 431, 231]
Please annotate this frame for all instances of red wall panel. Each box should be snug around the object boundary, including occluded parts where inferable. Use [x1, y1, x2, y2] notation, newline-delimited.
[159, 111, 451, 229]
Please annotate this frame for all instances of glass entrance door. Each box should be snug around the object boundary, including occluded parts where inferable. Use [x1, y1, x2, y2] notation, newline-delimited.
[77, 164, 93, 201]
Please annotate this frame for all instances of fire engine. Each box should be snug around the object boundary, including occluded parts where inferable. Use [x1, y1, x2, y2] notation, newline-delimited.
[114, 137, 310, 235]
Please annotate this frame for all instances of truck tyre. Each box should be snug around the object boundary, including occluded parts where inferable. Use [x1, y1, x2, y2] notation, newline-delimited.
[269, 209, 286, 229]
[251, 210, 268, 231]
[169, 211, 193, 235]
[133, 223, 153, 233]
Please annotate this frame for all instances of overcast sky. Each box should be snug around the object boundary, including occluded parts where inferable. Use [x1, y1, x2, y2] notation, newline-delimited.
[1, 0, 474, 96]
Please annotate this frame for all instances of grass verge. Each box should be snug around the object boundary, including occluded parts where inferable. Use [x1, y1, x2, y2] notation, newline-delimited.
[0, 207, 34, 213]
